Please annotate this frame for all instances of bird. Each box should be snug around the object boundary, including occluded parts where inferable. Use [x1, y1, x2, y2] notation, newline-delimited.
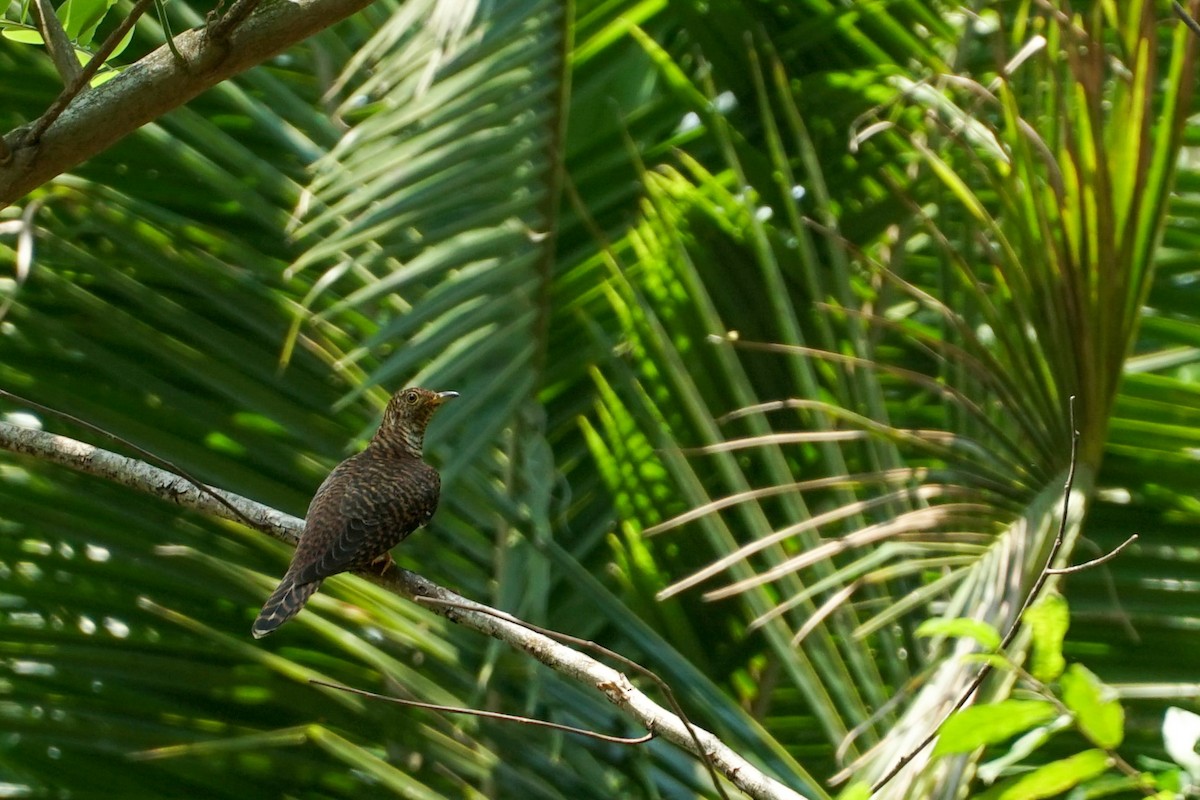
[252, 387, 457, 638]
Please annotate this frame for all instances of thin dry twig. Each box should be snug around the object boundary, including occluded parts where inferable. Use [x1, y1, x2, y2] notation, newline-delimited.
[309, 679, 656, 745]
[1047, 534, 1138, 575]
[871, 397, 1081, 792]
[415, 596, 732, 800]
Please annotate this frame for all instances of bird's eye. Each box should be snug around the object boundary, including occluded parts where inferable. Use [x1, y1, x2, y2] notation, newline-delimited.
[405, 390, 420, 404]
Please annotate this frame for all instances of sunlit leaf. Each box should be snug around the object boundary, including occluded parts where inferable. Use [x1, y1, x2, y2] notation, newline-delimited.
[984, 749, 1110, 800]
[1061, 664, 1125, 750]
[933, 700, 1059, 756]
[1024, 592, 1068, 682]
[916, 617, 1002, 652]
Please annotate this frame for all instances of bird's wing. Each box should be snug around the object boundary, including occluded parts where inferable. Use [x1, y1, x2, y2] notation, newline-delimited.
[290, 455, 440, 586]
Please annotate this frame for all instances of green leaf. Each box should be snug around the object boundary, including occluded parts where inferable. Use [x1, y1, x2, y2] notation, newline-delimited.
[933, 700, 1059, 756]
[1024, 592, 1069, 682]
[105, 23, 135, 62]
[989, 749, 1110, 800]
[2, 28, 45, 44]
[90, 68, 121, 87]
[59, 0, 115, 43]
[1061, 663, 1125, 749]
[916, 617, 1002, 651]
[961, 653, 1015, 669]
[835, 782, 871, 800]
[977, 715, 1073, 784]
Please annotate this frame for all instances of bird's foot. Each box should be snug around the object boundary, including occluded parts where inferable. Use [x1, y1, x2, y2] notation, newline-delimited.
[365, 552, 394, 576]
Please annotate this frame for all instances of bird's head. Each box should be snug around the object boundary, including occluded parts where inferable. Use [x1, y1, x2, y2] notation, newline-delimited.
[376, 387, 458, 457]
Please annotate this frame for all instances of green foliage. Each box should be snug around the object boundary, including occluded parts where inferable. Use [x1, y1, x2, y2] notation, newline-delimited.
[1024, 593, 1068, 683]
[931, 596, 1195, 798]
[0, 0, 131, 81]
[833, 782, 871, 800]
[976, 750, 1111, 800]
[1061, 664, 1125, 751]
[916, 618, 1003, 653]
[2, 0, 1200, 798]
[933, 701, 1060, 757]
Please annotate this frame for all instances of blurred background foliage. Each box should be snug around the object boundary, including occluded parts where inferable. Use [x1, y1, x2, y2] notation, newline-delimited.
[1, 0, 1199, 797]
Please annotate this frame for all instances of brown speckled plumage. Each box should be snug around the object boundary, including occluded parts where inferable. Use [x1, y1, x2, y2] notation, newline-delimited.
[252, 387, 456, 638]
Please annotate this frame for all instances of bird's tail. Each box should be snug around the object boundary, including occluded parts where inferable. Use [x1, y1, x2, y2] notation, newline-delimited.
[252, 574, 321, 639]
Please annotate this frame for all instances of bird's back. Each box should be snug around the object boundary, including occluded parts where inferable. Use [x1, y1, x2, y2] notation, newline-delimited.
[291, 446, 441, 584]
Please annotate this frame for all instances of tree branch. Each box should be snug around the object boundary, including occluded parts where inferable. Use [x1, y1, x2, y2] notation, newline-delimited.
[0, 418, 300, 542]
[29, 0, 158, 143]
[0, 0, 378, 209]
[0, 418, 811, 800]
[30, 0, 82, 85]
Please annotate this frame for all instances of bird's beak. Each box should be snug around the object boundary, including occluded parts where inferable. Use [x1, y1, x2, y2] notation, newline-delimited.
[435, 391, 459, 404]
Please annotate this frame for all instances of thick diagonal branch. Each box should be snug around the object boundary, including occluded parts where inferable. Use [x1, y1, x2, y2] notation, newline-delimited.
[0, 0, 376, 207]
[0, 419, 811, 800]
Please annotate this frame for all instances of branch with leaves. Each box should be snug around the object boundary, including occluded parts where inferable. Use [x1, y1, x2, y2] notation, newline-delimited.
[0, 0, 380, 208]
[901, 591, 1181, 799]
[0, 417, 811, 800]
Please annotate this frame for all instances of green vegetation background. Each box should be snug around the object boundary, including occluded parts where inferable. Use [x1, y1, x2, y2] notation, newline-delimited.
[1, 0, 1199, 797]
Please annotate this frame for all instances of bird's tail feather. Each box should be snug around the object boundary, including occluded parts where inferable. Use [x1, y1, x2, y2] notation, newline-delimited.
[252, 576, 321, 638]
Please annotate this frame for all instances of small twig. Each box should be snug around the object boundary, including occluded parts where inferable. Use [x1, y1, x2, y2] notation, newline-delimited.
[1047, 534, 1138, 575]
[309, 679, 655, 745]
[153, 0, 185, 65]
[0, 388, 262, 532]
[30, 0, 83, 84]
[29, 0, 157, 143]
[1175, 2, 1200, 37]
[871, 398, 1080, 792]
[415, 596, 733, 800]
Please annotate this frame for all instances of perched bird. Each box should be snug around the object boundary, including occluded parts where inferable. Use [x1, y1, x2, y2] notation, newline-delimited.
[252, 387, 457, 638]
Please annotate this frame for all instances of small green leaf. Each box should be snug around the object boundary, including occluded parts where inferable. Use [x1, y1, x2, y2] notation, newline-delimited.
[1024, 592, 1069, 682]
[2, 28, 45, 44]
[994, 749, 1110, 800]
[916, 617, 1002, 651]
[60, 0, 115, 43]
[89, 68, 120, 87]
[1062, 663, 1125, 748]
[933, 700, 1059, 756]
[978, 714, 1074, 784]
[105, 23, 135, 62]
